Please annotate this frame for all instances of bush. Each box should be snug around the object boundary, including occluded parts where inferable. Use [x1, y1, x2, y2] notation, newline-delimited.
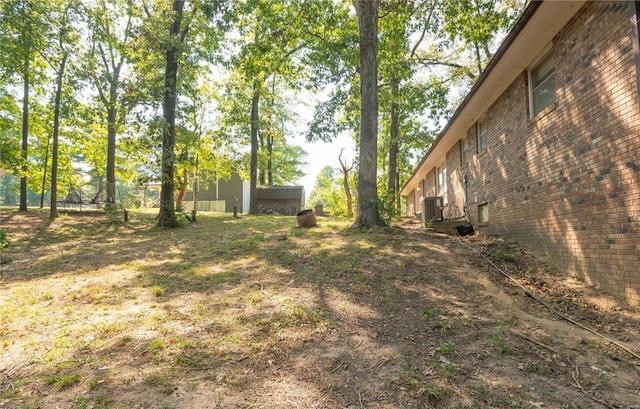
[0, 230, 8, 249]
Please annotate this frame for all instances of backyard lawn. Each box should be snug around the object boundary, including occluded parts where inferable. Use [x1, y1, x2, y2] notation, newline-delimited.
[0, 208, 639, 408]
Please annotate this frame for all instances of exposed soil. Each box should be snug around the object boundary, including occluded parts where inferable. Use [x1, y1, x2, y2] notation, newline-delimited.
[0, 210, 639, 409]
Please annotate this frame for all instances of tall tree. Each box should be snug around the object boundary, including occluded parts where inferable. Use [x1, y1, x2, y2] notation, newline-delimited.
[352, 0, 382, 229]
[45, 0, 79, 219]
[378, 0, 437, 213]
[156, 0, 189, 228]
[249, 80, 260, 214]
[227, 0, 311, 214]
[20, 47, 30, 212]
[83, 0, 138, 207]
[0, 92, 22, 178]
[303, 0, 360, 144]
[174, 65, 230, 215]
[133, 0, 231, 227]
[374, 0, 523, 213]
[48, 43, 69, 219]
[0, 0, 47, 211]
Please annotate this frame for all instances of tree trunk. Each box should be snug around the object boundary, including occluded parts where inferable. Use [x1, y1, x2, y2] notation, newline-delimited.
[387, 77, 399, 202]
[483, 44, 492, 60]
[19, 56, 29, 212]
[267, 132, 273, 186]
[105, 102, 117, 207]
[474, 41, 483, 76]
[258, 130, 265, 186]
[40, 135, 50, 209]
[175, 167, 188, 208]
[50, 51, 68, 220]
[156, 0, 186, 228]
[143, 185, 148, 208]
[267, 76, 275, 186]
[338, 149, 354, 218]
[193, 166, 199, 216]
[396, 170, 401, 211]
[343, 171, 353, 218]
[352, 0, 382, 229]
[249, 80, 260, 215]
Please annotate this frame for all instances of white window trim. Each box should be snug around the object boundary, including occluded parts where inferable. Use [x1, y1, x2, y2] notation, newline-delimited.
[528, 46, 555, 119]
[436, 163, 447, 205]
[477, 120, 488, 153]
[478, 203, 489, 225]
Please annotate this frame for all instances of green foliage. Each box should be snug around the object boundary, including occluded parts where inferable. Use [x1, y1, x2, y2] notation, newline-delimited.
[306, 89, 357, 143]
[307, 165, 352, 217]
[0, 230, 8, 250]
[432, 362, 459, 381]
[438, 341, 455, 355]
[443, 0, 523, 56]
[0, 93, 23, 174]
[377, 191, 401, 225]
[0, 0, 525, 220]
[487, 322, 514, 354]
[492, 249, 515, 262]
[44, 373, 80, 390]
[420, 307, 436, 317]
[436, 320, 453, 332]
[148, 338, 165, 354]
[144, 372, 174, 394]
[420, 386, 454, 405]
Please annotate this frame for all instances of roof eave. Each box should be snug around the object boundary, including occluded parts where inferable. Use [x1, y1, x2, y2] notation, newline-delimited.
[400, 0, 586, 197]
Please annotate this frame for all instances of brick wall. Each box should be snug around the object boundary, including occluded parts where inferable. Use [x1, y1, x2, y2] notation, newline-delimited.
[406, 193, 416, 216]
[441, 2, 640, 304]
[446, 143, 466, 219]
[424, 170, 437, 199]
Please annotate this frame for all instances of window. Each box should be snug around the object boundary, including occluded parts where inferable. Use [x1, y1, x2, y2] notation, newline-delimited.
[477, 120, 488, 153]
[529, 51, 555, 117]
[436, 164, 447, 205]
[478, 203, 489, 224]
[461, 135, 470, 165]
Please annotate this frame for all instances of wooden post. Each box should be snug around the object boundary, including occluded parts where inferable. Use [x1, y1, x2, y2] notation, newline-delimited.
[233, 206, 238, 218]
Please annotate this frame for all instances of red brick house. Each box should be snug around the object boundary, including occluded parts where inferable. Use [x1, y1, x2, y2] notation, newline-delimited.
[400, 1, 640, 305]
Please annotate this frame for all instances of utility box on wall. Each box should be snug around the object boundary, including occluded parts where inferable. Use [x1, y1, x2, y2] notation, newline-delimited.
[422, 197, 443, 223]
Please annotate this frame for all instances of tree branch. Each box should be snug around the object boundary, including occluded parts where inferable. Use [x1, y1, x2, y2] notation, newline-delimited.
[414, 56, 476, 79]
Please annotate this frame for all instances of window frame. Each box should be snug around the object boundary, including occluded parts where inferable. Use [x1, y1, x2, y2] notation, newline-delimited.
[461, 134, 470, 165]
[477, 120, 488, 153]
[478, 203, 489, 225]
[528, 49, 556, 118]
[436, 163, 447, 205]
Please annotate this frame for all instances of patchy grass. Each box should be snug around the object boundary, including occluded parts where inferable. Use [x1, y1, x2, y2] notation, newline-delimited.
[44, 372, 81, 390]
[0, 208, 639, 408]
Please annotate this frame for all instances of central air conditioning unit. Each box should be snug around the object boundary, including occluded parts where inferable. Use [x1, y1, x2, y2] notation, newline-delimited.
[422, 197, 443, 223]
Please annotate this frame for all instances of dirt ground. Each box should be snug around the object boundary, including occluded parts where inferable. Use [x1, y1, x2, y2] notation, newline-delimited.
[0, 209, 639, 409]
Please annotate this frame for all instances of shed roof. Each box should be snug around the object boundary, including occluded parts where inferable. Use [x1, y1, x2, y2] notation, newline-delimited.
[256, 186, 305, 201]
[400, 0, 586, 196]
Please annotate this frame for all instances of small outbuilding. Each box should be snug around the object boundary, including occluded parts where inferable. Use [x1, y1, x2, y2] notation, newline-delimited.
[184, 173, 250, 213]
[256, 186, 305, 215]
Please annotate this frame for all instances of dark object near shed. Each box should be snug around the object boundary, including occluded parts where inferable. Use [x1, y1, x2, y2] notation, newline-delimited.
[296, 209, 317, 228]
